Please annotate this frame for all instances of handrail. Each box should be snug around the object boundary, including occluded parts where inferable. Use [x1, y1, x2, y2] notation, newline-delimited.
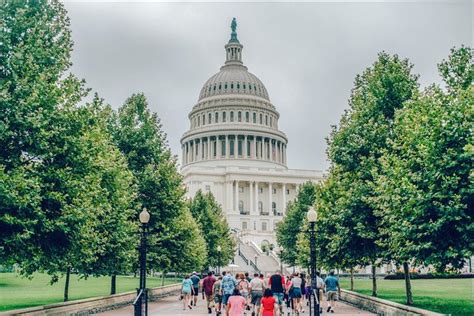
[250, 260, 260, 273]
[238, 248, 249, 265]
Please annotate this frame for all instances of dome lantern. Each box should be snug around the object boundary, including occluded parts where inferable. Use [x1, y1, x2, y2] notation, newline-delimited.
[225, 18, 243, 66]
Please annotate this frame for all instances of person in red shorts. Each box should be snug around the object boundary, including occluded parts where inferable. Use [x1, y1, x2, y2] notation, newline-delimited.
[260, 288, 276, 316]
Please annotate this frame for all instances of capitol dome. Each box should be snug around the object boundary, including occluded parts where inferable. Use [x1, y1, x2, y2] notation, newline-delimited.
[181, 18, 287, 170]
[198, 65, 270, 101]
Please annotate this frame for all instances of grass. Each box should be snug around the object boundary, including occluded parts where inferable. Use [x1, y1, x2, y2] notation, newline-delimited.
[0, 272, 179, 312]
[339, 278, 474, 315]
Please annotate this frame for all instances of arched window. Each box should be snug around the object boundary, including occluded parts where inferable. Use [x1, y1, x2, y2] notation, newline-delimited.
[225, 83, 228, 89]
[265, 115, 268, 125]
[253, 112, 257, 123]
[231, 83, 234, 89]
[209, 113, 212, 124]
[202, 114, 206, 125]
[198, 116, 200, 126]
[270, 116, 273, 127]
[223, 112, 226, 122]
[219, 84, 222, 90]
[215, 112, 219, 123]
[259, 113, 263, 124]
[230, 111, 234, 122]
[237, 83, 240, 89]
[238, 111, 242, 122]
[245, 112, 249, 122]
[243, 83, 246, 89]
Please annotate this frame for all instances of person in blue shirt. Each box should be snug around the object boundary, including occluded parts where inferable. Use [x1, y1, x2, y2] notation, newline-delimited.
[190, 271, 201, 307]
[181, 275, 194, 310]
[220, 271, 238, 309]
[324, 270, 341, 313]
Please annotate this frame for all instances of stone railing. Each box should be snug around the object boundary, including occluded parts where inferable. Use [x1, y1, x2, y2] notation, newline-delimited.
[340, 289, 446, 316]
[0, 283, 180, 316]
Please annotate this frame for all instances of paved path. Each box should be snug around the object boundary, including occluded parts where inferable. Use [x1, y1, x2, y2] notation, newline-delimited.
[100, 295, 374, 316]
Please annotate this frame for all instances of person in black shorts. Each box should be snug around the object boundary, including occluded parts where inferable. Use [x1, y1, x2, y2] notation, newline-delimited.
[190, 271, 201, 306]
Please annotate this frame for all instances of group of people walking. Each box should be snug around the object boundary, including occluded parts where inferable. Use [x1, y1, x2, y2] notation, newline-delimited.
[181, 269, 341, 316]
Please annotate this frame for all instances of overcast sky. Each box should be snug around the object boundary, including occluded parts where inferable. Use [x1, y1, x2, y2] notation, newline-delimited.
[64, 0, 472, 171]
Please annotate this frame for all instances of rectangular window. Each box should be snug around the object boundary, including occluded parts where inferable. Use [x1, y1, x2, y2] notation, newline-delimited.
[247, 140, 251, 157]
[239, 200, 244, 213]
[205, 185, 211, 191]
[286, 189, 290, 195]
[230, 139, 235, 156]
[239, 187, 244, 193]
[221, 140, 226, 157]
[259, 188, 263, 193]
[213, 141, 217, 157]
[238, 140, 242, 156]
[262, 222, 267, 231]
[273, 188, 277, 194]
[242, 221, 248, 230]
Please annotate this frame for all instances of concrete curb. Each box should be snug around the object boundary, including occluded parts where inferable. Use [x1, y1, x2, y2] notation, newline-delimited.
[340, 289, 446, 316]
[0, 284, 181, 316]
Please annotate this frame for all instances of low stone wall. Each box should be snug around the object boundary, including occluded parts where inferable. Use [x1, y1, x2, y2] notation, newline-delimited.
[0, 283, 180, 316]
[340, 289, 446, 316]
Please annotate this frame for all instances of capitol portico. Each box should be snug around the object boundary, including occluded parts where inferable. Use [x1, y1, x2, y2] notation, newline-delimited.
[180, 19, 323, 249]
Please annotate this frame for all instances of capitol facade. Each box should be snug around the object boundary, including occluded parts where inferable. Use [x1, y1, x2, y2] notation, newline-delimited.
[180, 20, 323, 248]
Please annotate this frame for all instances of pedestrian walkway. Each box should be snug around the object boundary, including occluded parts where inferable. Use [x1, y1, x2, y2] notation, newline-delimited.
[99, 295, 375, 315]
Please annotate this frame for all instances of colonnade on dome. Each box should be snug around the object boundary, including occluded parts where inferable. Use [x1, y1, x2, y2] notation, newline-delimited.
[181, 134, 287, 166]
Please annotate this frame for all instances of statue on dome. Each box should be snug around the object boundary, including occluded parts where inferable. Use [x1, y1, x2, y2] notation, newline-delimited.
[229, 17, 239, 43]
[231, 17, 237, 33]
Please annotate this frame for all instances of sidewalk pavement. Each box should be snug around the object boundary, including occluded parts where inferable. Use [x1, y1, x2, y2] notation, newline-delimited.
[99, 294, 375, 316]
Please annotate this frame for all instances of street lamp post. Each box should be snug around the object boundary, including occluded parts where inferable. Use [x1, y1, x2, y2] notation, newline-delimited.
[217, 245, 222, 275]
[135, 208, 150, 316]
[307, 207, 320, 316]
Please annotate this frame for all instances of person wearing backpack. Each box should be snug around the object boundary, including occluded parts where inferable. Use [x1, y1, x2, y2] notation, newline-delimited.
[237, 273, 250, 311]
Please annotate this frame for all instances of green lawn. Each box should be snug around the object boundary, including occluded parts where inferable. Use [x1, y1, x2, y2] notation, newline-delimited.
[339, 278, 474, 315]
[0, 272, 179, 312]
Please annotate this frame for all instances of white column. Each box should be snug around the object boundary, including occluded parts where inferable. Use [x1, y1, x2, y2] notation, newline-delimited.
[207, 138, 211, 159]
[282, 183, 287, 214]
[244, 135, 248, 158]
[262, 139, 266, 160]
[226, 181, 233, 213]
[249, 182, 254, 215]
[234, 135, 238, 157]
[268, 182, 272, 215]
[253, 136, 257, 159]
[254, 182, 259, 214]
[226, 135, 230, 158]
[234, 180, 239, 213]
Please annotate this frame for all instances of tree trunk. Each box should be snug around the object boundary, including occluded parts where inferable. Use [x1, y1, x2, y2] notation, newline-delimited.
[161, 271, 165, 286]
[64, 267, 71, 302]
[403, 262, 414, 305]
[350, 267, 354, 291]
[110, 274, 117, 295]
[371, 265, 377, 297]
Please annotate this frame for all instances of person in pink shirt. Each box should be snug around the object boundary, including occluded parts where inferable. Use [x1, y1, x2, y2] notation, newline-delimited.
[226, 288, 246, 316]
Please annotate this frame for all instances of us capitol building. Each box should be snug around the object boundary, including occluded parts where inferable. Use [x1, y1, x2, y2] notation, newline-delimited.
[180, 19, 323, 253]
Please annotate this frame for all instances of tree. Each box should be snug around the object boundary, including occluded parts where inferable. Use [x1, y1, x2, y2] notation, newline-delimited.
[189, 190, 235, 270]
[373, 46, 473, 305]
[0, 1, 138, 301]
[325, 52, 419, 296]
[276, 182, 317, 267]
[110, 93, 207, 273]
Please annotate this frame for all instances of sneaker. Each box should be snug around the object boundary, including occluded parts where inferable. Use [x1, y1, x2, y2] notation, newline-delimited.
[208, 307, 212, 314]
[330, 310, 334, 313]
[190, 301, 193, 306]
[188, 304, 192, 310]
[327, 307, 331, 313]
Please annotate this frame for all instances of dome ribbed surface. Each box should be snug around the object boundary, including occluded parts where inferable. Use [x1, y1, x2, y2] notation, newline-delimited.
[198, 65, 270, 101]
